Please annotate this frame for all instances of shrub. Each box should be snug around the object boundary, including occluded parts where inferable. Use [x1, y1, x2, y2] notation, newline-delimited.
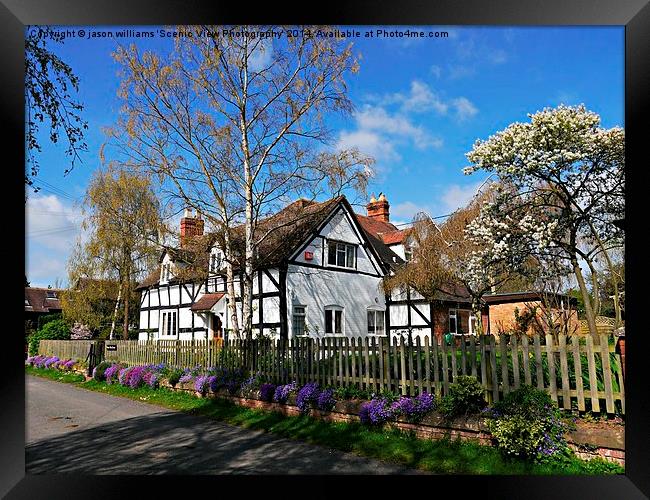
[333, 386, 372, 401]
[486, 385, 569, 461]
[259, 383, 277, 402]
[296, 382, 321, 414]
[438, 375, 487, 419]
[28, 319, 71, 355]
[92, 361, 113, 382]
[37, 313, 63, 331]
[359, 398, 394, 426]
[317, 388, 336, 411]
[273, 381, 298, 403]
[167, 368, 184, 387]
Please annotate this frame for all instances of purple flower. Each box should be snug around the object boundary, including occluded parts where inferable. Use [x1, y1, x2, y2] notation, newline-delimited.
[209, 375, 220, 393]
[44, 356, 59, 368]
[360, 398, 394, 425]
[296, 383, 321, 414]
[104, 364, 122, 384]
[273, 381, 297, 403]
[259, 383, 276, 402]
[317, 388, 336, 411]
[143, 370, 159, 388]
[178, 373, 194, 385]
[126, 366, 147, 389]
[118, 367, 131, 386]
[194, 375, 211, 395]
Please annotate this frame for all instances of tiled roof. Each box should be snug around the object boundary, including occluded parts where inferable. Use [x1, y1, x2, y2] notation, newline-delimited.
[136, 196, 405, 289]
[25, 288, 63, 313]
[190, 292, 226, 311]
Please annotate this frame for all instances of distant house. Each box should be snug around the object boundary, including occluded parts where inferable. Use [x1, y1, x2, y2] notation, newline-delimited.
[25, 287, 63, 326]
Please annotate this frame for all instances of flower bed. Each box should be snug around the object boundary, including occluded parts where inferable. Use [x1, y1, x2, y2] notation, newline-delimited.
[26, 355, 79, 372]
[29, 357, 624, 467]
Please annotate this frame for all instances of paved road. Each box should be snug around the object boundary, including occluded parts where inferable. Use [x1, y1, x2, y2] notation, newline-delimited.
[26, 375, 426, 475]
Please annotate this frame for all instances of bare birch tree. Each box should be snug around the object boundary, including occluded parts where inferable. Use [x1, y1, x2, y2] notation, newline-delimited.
[107, 26, 372, 338]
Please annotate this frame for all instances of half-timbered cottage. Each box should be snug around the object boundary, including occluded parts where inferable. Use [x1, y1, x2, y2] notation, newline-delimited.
[136, 193, 575, 342]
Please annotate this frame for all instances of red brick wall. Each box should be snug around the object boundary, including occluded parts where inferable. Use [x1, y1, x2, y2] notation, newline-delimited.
[488, 300, 579, 336]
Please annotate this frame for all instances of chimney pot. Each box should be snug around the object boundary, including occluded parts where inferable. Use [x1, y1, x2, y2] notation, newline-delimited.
[366, 194, 390, 222]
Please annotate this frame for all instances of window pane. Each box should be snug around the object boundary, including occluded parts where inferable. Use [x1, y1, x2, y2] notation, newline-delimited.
[293, 314, 305, 336]
[376, 312, 384, 334]
[325, 309, 333, 334]
[328, 242, 337, 265]
[335, 310, 342, 333]
[449, 310, 456, 334]
[368, 310, 375, 334]
[346, 245, 355, 268]
[337, 246, 346, 266]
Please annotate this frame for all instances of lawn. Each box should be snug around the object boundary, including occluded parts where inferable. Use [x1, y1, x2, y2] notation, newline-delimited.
[25, 365, 623, 475]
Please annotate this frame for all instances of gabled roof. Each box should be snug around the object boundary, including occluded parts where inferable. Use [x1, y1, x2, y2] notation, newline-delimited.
[25, 287, 63, 313]
[137, 195, 404, 289]
[355, 214, 409, 246]
[190, 292, 226, 311]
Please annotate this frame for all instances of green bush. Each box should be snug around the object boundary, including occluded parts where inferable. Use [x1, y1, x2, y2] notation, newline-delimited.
[167, 368, 184, 387]
[27, 319, 71, 355]
[92, 361, 113, 381]
[37, 313, 63, 331]
[486, 385, 568, 461]
[438, 375, 486, 419]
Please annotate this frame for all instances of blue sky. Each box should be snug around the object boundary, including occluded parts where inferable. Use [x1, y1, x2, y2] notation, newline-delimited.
[25, 26, 624, 288]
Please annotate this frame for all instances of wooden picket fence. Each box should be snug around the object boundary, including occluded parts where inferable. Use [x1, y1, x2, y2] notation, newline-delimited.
[38, 339, 94, 363]
[38, 334, 625, 415]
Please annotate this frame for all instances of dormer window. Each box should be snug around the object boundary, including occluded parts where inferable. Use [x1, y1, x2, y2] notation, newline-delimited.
[327, 241, 356, 269]
[161, 263, 172, 282]
[404, 247, 413, 262]
[210, 251, 222, 273]
[46, 291, 57, 299]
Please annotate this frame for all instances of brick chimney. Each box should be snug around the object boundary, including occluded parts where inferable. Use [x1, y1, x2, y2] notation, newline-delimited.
[180, 207, 204, 247]
[366, 193, 390, 222]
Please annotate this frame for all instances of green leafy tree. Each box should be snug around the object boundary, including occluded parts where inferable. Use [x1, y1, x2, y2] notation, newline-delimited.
[66, 167, 164, 339]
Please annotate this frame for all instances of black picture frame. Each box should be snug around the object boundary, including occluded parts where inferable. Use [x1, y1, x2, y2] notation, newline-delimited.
[7, 1, 649, 498]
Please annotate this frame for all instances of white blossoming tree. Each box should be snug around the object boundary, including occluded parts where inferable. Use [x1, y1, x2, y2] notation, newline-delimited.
[464, 104, 624, 340]
[385, 183, 543, 335]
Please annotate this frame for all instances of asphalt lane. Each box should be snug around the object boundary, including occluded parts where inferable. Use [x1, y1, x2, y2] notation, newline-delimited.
[26, 375, 427, 475]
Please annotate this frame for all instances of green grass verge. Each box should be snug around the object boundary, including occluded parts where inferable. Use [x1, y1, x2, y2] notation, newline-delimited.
[25, 366, 623, 475]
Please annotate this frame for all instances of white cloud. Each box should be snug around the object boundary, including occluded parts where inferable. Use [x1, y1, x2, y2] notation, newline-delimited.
[354, 105, 443, 149]
[26, 194, 83, 252]
[26, 194, 85, 288]
[451, 97, 479, 121]
[447, 64, 477, 80]
[489, 49, 508, 64]
[248, 40, 273, 72]
[440, 181, 485, 213]
[430, 65, 442, 78]
[391, 201, 435, 222]
[337, 128, 400, 162]
[380, 80, 448, 115]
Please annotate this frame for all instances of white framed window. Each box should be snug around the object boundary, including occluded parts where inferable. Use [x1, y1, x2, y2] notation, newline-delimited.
[404, 246, 413, 262]
[449, 308, 476, 335]
[161, 311, 177, 336]
[449, 309, 457, 334]
[46, 290, 57, 299]
[324, 305, 344, 335]
[327, 241, 356, 269]
[367, 308, 385, 336]
[210, 251, 223, 273]
[292, 306, 306, 336]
